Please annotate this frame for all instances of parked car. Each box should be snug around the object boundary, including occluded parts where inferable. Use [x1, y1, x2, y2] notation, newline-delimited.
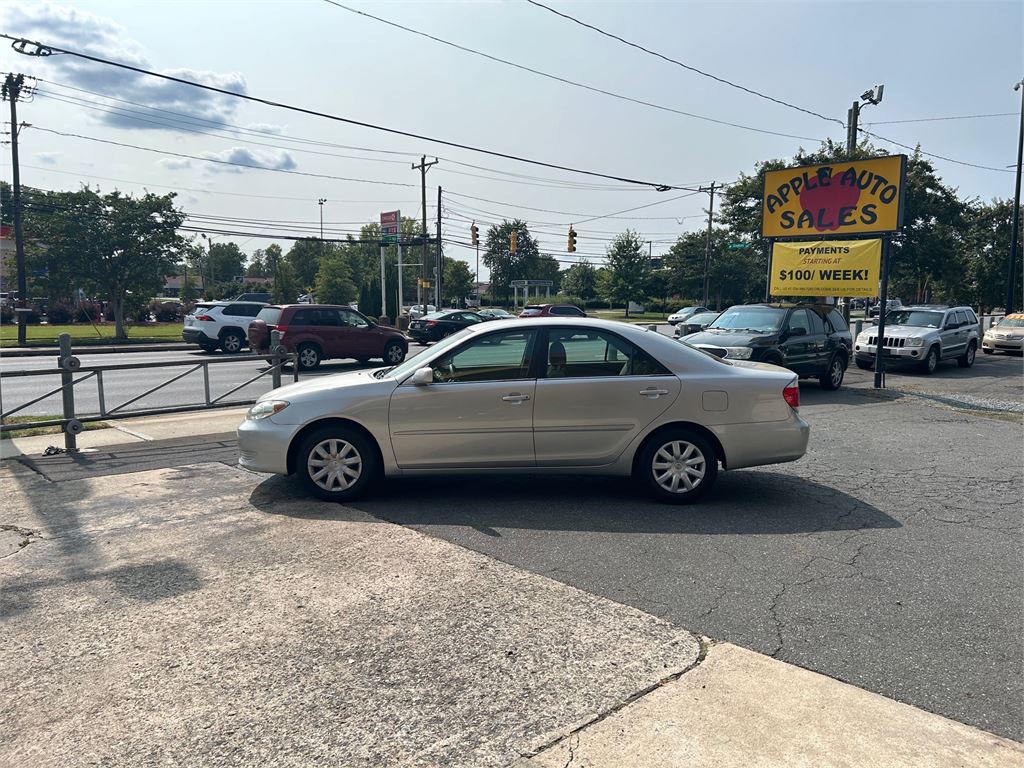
[238, 318, 810, 505]
[478, 308, 516, 321]
[233, 292, 272, 303]
[674, 311, 720, 338]
[407, 310, 485, 343]
[406, 304, 437, 320]
[854, 305, 979, 373]
[518, 303, 586, 318]
[681, 303, 852, 390]
[247, 304, 408, 371]
[667, 306, 710, 326]
[982, 313, 1024, 355]
[868, 298, 903, 318]
[182, 300, 268, 353]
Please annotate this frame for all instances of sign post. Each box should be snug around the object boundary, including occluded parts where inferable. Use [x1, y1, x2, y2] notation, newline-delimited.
[761, 155, 906, 388]
[380, 210, 400, 320]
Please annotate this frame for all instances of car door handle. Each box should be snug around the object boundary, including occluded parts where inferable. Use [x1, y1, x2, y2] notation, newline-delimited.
[639, 388, 670, 398]
[502, 393, 530, 404]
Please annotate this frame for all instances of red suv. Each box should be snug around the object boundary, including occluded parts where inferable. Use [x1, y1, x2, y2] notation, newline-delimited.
[518, 303, 587, 318]
[248, 304, 408, 371]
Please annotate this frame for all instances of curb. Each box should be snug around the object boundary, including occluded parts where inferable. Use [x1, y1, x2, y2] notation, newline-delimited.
[1, 343, 190, 357]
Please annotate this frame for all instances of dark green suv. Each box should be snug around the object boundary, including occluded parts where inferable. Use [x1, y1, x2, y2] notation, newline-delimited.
[680, 303, 852, 390]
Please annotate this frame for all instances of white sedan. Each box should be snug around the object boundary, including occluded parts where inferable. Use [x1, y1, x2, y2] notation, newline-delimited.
[238, 318, 810, 504]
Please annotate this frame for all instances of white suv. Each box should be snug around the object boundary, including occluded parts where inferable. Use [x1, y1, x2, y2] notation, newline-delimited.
[182, 301, 267, 353]
[854, 305, 979, 374]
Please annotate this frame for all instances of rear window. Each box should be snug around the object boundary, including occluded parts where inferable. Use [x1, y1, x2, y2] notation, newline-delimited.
[256, 308, 282, 325]
[422, 312, 448, 320]
[190, 304, 217, 316]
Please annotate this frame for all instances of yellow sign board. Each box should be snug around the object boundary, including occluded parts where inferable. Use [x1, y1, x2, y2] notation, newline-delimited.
[761, 155, 906, 238]
[769, 239, 881, 297]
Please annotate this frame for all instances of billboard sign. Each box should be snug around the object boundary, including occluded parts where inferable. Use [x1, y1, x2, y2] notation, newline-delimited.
[380, 210, 400, 243]
[761, 155, 906, 238]
[769, 239, 882, 297]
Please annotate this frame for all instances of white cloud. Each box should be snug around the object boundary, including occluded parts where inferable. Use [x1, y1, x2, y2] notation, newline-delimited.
[3, 3, 246, 131]
[200, 147, 296, 173]
[35, 151, 62, 165]
[158, 157, 193, 170]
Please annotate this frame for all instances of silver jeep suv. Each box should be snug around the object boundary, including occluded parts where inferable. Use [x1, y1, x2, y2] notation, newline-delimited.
[854, 305, 979, 374]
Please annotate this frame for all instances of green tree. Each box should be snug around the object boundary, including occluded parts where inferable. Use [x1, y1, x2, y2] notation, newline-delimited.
[560, 260, 598, 302]
[246, 248, 269, 277]
[180, 269, 197, 305]
[443, 257, 474, 305]
[483, 220, 538, 306]
[603, 229, 650, 316]
[963, 199, 1021, 311]
[273, 260, 300, 304]
[286, 238, 324, 287]
[315, 250, 357, 305]
[24, 187, 185, 338]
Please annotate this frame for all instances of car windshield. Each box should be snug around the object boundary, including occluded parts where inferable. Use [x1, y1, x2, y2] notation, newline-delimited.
[520, 308, 543, 316]
[708, 307, 785, 333]
[885, 310, 943, 328]
[690, 312, 719, 324]
[995, 317, 1024, 328]
[255, 308, 282, 324]
[382, 327, 476, 380]
[487, 309, 511, 317]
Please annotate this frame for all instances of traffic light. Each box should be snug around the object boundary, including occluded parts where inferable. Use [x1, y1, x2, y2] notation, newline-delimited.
[509, 230, 518, 254]
[470, 223, 479, 246]
[567, 226, 577, 253]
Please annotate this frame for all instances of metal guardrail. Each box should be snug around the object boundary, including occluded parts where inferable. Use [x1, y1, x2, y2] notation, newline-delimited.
[0, 331, 298, 452]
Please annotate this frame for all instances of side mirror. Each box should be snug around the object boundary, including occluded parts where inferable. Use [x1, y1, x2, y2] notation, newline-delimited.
[411, 367, 434, 385]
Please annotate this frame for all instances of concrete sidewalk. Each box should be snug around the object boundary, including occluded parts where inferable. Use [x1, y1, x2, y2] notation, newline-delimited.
[2, 455, 1021, 766]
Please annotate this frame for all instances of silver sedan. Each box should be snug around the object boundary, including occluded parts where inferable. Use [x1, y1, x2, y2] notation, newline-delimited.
[238, 319, 810, 504]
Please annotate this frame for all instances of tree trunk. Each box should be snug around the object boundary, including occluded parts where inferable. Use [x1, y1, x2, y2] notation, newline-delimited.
[113, 294, 126, 339]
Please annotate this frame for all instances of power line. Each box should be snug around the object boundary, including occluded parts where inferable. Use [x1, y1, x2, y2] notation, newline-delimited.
[523, 0, 843, 126]
[320, 1, 828, 143]
[3, 33, 687, 191]
[866, 112, 1017, 126]
[444, 189, 707, 220]
[858, 128, 1014, 173]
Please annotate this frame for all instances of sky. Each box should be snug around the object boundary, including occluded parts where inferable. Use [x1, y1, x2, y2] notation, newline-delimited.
[1, 0, 1021, 284]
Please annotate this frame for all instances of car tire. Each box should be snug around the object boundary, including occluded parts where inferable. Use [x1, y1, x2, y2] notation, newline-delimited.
[297, 343, 322, 371]
[636, 429, 718, 504]
[383, 340, 406, 365]
[295, 425, 379, 502]
[957, 341, 977, 368]
[982, 348, 994, 355]
[919, 345, 939, 374]
[220, 332, 244, 354]
[855, 359, 872, 370]
[819, 354, 846, 390]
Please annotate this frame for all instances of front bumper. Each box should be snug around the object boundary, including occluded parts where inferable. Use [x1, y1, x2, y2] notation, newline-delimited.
[237, 416, 302, 475]
[854, 343, 924, 363]
[982, 335, 1023, 352]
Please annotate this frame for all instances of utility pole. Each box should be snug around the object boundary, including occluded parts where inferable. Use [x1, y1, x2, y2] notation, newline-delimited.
[699, 182, 717, 307]
[3, 74, 30, 346]
[412, 155, 438, 311]
[436, 185, 443, 309]
[318, 198, 326, 240]
[846, 85, 884, 317]
[1006, 79, 1023, 315]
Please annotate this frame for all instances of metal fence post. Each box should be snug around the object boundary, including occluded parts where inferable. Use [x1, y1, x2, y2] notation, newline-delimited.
[855, 319, 863, 337]
[57, 333, 81, 452]
[270, 329, 282, 389]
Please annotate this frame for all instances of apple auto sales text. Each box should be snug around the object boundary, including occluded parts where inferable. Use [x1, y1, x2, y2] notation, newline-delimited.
[766, 167, 898, 232]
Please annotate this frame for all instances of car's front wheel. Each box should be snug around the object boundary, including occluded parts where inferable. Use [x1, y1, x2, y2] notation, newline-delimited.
[957, 341, 976, 368]
[637, 429, 718, 504]
[295, 426, 379, 502]
[819, 353, 846, 390]
[383, 340, 406, 364]
[919, 345, 940, 374]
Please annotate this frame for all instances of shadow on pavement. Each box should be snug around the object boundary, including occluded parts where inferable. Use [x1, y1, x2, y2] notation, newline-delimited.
[251, 467, 899, 537]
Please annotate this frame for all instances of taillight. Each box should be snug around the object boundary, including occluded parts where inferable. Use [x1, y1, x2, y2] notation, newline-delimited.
[194, 314, 213, 321]
[425, 320, 437, 326]
[275, 325, 288, 338]
[783, 383, 800, 409]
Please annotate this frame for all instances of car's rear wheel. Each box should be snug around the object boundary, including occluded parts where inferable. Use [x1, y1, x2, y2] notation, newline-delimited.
[383, 340, 406, 364]
[855, 359, 872, 370]
[637, 429, 718, 504]
[220, 331, 244, 354]
[919, 345, 939, 374]
[198, 341, 218, 353]
[957, 341, 976, 368]
[297, 343, 322, 371]
[296, 426, 379, 502]
[819, 353, 846, 390]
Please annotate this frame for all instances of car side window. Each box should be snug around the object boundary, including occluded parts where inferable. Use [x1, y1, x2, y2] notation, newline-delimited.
[808, 310, 826, 336]
[954, 311, 969, 326]
[827, 309, 847, 334]
[316, 309, 341, 327]
[964, 309, 978, 324]
[430, 330, 536, 383]
[552, 306, 584, 316]
[787, 309, 812, 334]
[291, 309, 315, 325]
[226, 303, 261, 318]
[339, 309, 369, 328]
[544, 330, 670, 378]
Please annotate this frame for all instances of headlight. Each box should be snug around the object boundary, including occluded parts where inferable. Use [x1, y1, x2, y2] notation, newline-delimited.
[246, 400, 289, 420]
[724, 346, 753, 359]
[903, 337, 924, 347]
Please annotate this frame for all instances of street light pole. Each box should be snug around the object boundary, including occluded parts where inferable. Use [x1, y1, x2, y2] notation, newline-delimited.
[318, 198, 327, 241]
[1006, 80, 1023, 315]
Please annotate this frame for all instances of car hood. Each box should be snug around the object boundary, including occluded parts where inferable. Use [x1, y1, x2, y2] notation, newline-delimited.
[683, 328, 774, 346]
[859, 325, 937, 338]
[257, 369, 389, 403]
[987, 327, 1024, 337]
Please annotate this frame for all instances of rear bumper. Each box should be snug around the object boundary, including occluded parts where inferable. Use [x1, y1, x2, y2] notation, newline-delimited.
[182, 327, 216, 344]
[710, 412, 810, 470]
